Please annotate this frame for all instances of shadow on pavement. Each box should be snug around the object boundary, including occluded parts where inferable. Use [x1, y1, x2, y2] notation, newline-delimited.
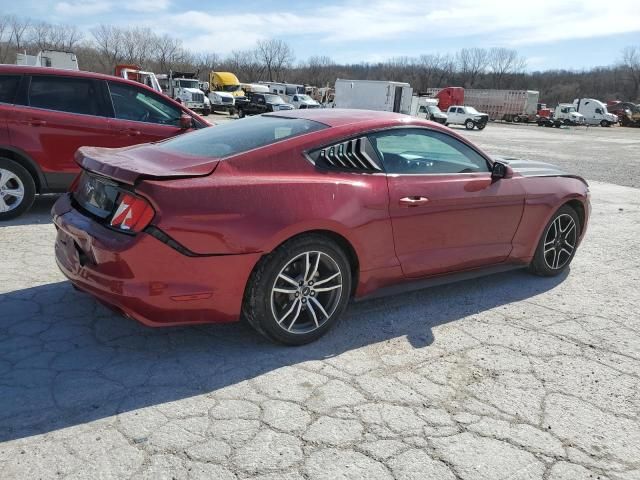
[0, 268, 566, 442]
[0, 195, 59, 227]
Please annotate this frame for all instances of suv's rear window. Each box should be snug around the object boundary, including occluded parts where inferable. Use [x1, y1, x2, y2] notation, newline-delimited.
[0, 75, 20, 104]
[28, 75, 101, 116]
[158, 115, 327, 158]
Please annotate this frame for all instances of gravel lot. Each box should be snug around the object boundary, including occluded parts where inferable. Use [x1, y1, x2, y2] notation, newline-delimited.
[1, 121, 639, 479]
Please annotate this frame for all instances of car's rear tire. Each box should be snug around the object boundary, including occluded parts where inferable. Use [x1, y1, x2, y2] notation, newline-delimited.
[465, 119, 475, 130]
[242, 234, 352, 345]
[0, 158, 36, 221]
[528, 205, 581, 277]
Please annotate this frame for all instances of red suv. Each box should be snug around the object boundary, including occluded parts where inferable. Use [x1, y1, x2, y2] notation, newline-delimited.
[0, 65, 209, 220]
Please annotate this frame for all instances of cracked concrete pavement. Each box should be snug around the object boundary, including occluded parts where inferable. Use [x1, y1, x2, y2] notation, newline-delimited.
[1, 124, 640, 479]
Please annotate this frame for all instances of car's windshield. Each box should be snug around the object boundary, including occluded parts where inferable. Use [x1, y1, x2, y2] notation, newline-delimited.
[158, 116, 327, 158]
[178, 79, 199, 89]
[466, 107, 480, 114]
[265, 94, 285, 104]
[297, 94, 313, 102]
[223, 85, 241, 92]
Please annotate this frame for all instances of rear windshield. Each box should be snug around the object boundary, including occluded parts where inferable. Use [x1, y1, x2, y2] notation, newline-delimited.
[158, 115, 327, 158]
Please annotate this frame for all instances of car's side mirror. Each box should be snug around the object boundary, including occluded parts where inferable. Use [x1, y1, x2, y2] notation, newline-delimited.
[491, 161, 512, 180]
[179, 114, 193, 130]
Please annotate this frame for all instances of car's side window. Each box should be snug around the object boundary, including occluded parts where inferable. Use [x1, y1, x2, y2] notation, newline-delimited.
[457, 107, 464, 114]
[28, 75, 101, 116]
[108, 81, 182, 126]
[0, 75, 20, 104]
[369, 128, 490, 175]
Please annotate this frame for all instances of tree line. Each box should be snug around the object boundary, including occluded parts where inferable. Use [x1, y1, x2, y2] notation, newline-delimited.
[1, 14, 639, 105]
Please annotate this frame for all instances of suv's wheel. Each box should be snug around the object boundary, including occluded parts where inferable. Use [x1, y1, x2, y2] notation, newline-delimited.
[0, 158, 36, 221]
[464, 119, 475, 130]
[243, 234, 352, 345]
[529, 205, 581, 276]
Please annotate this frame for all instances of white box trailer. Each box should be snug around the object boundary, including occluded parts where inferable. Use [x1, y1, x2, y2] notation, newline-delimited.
[334, 79, 413, 114]
[463, 89, 539, 122]
[16, 50, 79, 70]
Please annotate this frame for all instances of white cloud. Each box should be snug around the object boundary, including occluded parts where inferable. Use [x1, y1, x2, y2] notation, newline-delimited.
[55, 1, 112, 16]
[154, 0, 640, 56]
[126, 0, 170, 12]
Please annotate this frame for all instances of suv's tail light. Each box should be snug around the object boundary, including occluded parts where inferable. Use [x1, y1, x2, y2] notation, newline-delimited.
[110, 193, 154, 233]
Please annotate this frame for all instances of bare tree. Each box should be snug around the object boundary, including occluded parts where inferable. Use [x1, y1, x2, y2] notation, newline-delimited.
[306, 55, 336, 87]
[91, 24, 124, 71]
[8, 15, 30, 51]
[224, 49, 264, 81]
[456, 48, 489, 87]
[488, 48, 526, 88]
[154, 34, 185, 72]
[621, 46, 640, 101]
[0, 15, 12, 63]
[255, 39, 294, 82]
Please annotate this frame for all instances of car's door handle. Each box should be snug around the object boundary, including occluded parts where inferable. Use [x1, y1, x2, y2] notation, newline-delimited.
[399, 196, 430, 207]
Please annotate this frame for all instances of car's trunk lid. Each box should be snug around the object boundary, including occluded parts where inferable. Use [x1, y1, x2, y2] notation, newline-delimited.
[76, 144, 220, 185]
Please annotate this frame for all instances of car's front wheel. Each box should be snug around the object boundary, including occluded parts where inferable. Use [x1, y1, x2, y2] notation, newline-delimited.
[465, 119, 475, 130]
[243, 234, 352, 345]
[0, 158, 36, 221]
[529, 205, 581, 276]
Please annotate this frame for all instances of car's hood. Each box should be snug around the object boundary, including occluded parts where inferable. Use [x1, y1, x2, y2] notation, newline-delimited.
[494, 157, 588, 185]
[76, 144, 219, 185]
[433, 112, 448, 118]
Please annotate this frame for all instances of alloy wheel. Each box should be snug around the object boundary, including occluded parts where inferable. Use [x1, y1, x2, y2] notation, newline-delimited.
[543, 213, 577, 270]
[270, 251, 343, 334]
[0, 168, 25, 213]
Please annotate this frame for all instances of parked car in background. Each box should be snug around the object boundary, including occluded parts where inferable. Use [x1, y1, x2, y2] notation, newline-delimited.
[445, 106, 489, 130]
[238, 93, 294, 117]
[0, 65, 209, 220]
[291, 94, 320, 109]
[52, 109, 589, 345]
[573, 98, 617, 127]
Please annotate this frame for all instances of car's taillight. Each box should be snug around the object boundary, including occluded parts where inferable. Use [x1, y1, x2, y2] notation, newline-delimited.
[110, 193, 154, 233]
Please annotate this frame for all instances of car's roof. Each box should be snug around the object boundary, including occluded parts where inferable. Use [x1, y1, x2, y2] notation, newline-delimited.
[269, 108, 433, 128]
[0, 64, 149, 86]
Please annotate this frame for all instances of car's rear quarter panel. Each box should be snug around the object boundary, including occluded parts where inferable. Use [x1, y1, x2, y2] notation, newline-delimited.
[136, 130, 398, 274]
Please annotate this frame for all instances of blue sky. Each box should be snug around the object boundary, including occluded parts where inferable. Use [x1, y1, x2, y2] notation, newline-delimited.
[3, 0, 640, 70]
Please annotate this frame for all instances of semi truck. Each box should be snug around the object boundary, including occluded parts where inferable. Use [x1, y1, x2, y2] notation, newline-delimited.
[537, 103, 585, 127]
[209, 72, 247, 113]
[334, 79, 414, 114]
[157, 72, 211, 116]
[423, 87, 464, 112]
[16, 50, 78, 70]
[573, 98, 618, 127]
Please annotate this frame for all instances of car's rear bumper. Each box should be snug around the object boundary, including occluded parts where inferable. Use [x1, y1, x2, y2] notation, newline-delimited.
[52, 194, 261, 326]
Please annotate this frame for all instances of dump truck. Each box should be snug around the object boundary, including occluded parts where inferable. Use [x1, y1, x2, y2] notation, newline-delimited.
[114, 64, 162, 93]
[157, 72, 211, 116]
[334, 79, 413, 114]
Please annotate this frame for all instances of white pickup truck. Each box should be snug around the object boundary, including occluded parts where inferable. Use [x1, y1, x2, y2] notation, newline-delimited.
[445, 106, 489, 130]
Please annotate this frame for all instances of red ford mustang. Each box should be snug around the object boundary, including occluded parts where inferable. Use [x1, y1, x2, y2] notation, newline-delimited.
[52, 109, 590, 345]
